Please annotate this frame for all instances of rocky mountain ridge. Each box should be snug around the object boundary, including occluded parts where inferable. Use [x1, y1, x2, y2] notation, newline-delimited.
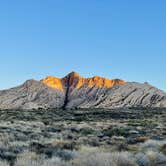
[41, 72, 125, 90]
[0, 72, 166, 109]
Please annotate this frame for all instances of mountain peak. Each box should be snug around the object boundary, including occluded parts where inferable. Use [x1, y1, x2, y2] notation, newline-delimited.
[1, 73, 166, 110]
[41, 72, 125, 90]
[64, 71, 80, 79]
[41, 76, 63, 90]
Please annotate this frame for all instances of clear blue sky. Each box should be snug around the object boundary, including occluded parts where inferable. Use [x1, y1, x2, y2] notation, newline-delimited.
[0, 0, 166, 91]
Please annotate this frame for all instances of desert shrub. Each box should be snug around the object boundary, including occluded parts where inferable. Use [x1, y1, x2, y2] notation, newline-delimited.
[30, 141, 75, 160]
[137, 140, 166, 164]
[72, 151, 136, 166]
[116, 143, 129, 151]
[42, 157, 68, 166]
[78, 145, 101, 154]
[54, 149, 75, 161]
[15, 151, 68, 166]
[88, 137, 100, 147]
[135, 149, 166, 166]
[135, 153, 150, 166]
[136, 137, 149, 143]
[51, 139, 76, 150]
[104, 127, 130, 137]
[109, 152, 136, 166]
[0, 148, 17, 165]
[161, 144, 166, 154]
[80, 128, 96, 135]
[141, 140, 157, 151]
[0, 160, 9, 166]
[145, 150, 166, 164]
[140, 140, 166, 152]
[15, 151, 41, 166]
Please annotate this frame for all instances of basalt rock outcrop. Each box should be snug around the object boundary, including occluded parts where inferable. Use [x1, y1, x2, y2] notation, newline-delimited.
[0, 72, 166, 109]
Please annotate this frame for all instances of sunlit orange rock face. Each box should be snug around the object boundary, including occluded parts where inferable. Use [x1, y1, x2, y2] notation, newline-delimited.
[41, 72, 125, 90]
[41, 76, 63, 90]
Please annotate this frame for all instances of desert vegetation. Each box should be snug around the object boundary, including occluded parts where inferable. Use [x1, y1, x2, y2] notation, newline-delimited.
[0, 108, 165, 166]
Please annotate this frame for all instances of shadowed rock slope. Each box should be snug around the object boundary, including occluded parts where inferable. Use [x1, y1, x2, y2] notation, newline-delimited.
[0, 72, 166, 109]
[0, 80, 65, 109]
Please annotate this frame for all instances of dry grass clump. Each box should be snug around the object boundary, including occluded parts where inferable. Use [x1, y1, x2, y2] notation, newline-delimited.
[146, 150, 166, 163]
[15, 150, 68, 166]
[51, 139, 75, 150]
[135, 140, 166, 165]
[71, 151, 136, 166]
[0, 140, 166, 166]
[140, 140, 166, 151]
[0, 160, 9, 166]
[42, 157, 67, 166]
[71, 140, 166, 166]
[15, 151, 41, 166]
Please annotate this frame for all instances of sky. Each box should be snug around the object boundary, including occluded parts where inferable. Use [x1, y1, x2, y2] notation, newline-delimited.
[0, 0, 166, 90]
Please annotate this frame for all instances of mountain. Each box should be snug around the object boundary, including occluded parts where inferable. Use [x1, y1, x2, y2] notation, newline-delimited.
[41, 72, 125, 90]
[0, 72, 166, 109]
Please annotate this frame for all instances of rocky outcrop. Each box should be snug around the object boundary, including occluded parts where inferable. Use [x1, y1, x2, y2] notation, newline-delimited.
[0, 72, 166, 109]
[0, 80, 65, 109]
[41, 76, 63, 90]
[41, 72, 125, 90]
[66, 82, 166, 109]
